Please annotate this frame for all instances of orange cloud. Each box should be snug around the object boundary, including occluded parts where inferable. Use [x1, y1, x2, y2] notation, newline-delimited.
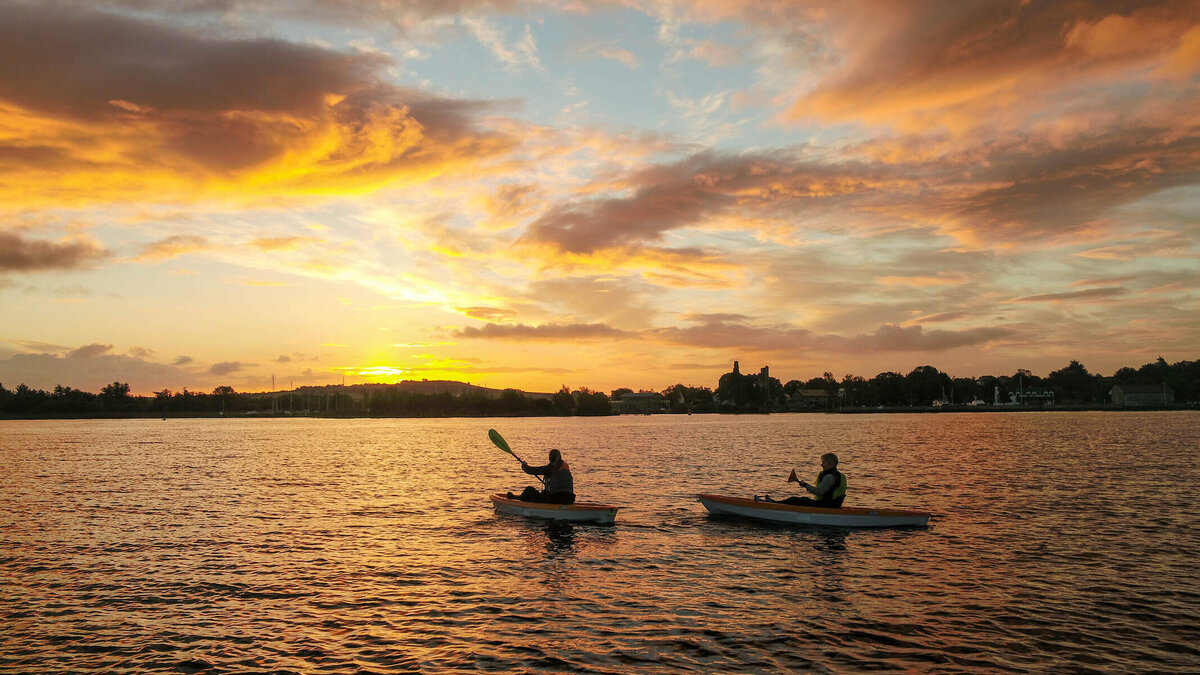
[250, 237, 315, 252]
[1159, 26, 1200, 77]
[134, 235, 213, 262]
[772, 0, 1199, 141]
[0, 5, 515, 208]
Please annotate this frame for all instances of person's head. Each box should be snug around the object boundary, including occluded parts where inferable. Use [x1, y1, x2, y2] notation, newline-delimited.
[548, 449, 562, 465]
[821, 452, 839, 470]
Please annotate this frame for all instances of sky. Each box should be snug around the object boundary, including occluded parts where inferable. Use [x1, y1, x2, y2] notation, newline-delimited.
[1, 0, 1198, 395]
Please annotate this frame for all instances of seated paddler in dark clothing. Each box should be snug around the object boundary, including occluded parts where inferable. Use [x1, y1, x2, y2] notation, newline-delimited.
[758, 452, 846, 507]
[507, 449, 575, 504]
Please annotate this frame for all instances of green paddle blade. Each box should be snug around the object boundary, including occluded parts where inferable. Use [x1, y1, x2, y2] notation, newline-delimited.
[488, 428, 512, 454]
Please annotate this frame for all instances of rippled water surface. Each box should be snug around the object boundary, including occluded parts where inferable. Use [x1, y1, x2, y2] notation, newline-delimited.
[2, 412, 1198, 673]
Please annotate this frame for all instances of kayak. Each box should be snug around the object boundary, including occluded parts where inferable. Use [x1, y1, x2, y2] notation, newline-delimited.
[698, 493, 930, 527]
[489, 493, 619, 524]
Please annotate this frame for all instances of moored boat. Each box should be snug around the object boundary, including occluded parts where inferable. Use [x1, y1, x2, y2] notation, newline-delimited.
[489, 493, 619, 524]
[698, 493, 930, 527]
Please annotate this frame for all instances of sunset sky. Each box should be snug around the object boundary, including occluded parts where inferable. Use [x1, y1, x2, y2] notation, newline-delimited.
[1, 0, 1198, 395]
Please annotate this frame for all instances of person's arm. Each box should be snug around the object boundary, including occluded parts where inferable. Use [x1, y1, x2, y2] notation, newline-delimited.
[522, 462, 550, 476]
[806, 474, 836, 496]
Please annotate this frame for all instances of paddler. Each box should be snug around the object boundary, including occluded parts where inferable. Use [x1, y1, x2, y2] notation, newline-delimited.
[507, 449, 576, 504]
[757, 452, 846, 507]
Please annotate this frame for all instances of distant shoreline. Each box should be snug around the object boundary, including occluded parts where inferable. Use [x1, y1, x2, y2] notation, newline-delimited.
[1, 404, 1195, 421]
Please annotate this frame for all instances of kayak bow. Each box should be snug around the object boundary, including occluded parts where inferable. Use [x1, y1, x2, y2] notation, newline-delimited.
[489, 493, 619, 524]
[698, 493, 930, 527]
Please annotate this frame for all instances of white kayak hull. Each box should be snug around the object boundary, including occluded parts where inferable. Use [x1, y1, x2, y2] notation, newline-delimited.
[490, 493, 618, 524]
[698, 493, 930, 528]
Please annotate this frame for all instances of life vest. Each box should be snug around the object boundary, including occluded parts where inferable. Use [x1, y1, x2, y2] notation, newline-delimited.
[544, 461, 574, 496]
[815, 468, 847, 507]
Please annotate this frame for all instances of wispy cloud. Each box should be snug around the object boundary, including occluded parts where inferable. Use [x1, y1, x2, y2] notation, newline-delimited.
[460, 16, 543, 72]
[454, 322, 632, 341]
[135, 235, 213, 262]
[1008, 288, 1130, 304]
[455, 317, 1014, 355]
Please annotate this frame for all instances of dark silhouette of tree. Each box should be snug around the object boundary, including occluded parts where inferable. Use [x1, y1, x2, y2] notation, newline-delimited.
[573, 387, 611, 415]
[1048, 360, 1096, 402]
[904, 366, 949, 405]
[871, 372, 905, 406]
[552, 385, 575, 415]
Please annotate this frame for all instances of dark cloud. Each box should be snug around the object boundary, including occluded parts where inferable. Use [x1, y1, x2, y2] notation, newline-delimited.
[0, 347, 199, 393]
[275, 355, 292, 363]
[171, 355, 194, 366]
[522, 151, 877, 253]
[90, 0, 523, 25]
[911, 311, 970, 324]
[209, 361, 249, 375]
[0, 4, 384, 120]
[68, 343, 114, 359]
[650, 321, 810, 352]
[456, 317, 1012, 355]
[520, 117, 1199, 253]
[454, 322, 632, 340]
[0, 144, 82, 172]
[948, 130, 1200, 243]
[678, 312, 754, 323]
[831, 324, 1014, 352]
[652, 319, 1011, 354]
[1010, 287, 1129, 303]
[0, 231, 109, 272]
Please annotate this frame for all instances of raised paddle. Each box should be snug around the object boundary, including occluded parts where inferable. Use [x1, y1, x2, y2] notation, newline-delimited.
[488, 428, 544, 485]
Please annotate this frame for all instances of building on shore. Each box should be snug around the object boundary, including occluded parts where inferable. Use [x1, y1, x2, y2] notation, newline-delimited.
[787, 389, 837, 410]
[1108, 384, 1174, 407]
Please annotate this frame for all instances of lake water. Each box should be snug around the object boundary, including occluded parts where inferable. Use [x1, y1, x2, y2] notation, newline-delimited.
[2, 412, 1198, 673]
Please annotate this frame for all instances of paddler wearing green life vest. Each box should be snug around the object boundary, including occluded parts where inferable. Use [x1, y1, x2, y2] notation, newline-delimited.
[757, 452, 847, 507]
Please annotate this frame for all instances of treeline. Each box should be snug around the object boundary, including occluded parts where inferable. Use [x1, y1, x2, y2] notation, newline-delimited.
[715, 357, 1199, 409]
[0, 383, 290, 417]
[0, 383, 614, 417]
[1, 356, 1195, 417]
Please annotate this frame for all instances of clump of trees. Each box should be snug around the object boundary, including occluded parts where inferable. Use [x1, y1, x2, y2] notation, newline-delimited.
[660, 384, 716, 413]
[704, 356, 1198, 411]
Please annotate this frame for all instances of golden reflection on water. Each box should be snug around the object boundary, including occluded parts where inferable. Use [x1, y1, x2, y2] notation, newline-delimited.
[1, 413, 1198, 672]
